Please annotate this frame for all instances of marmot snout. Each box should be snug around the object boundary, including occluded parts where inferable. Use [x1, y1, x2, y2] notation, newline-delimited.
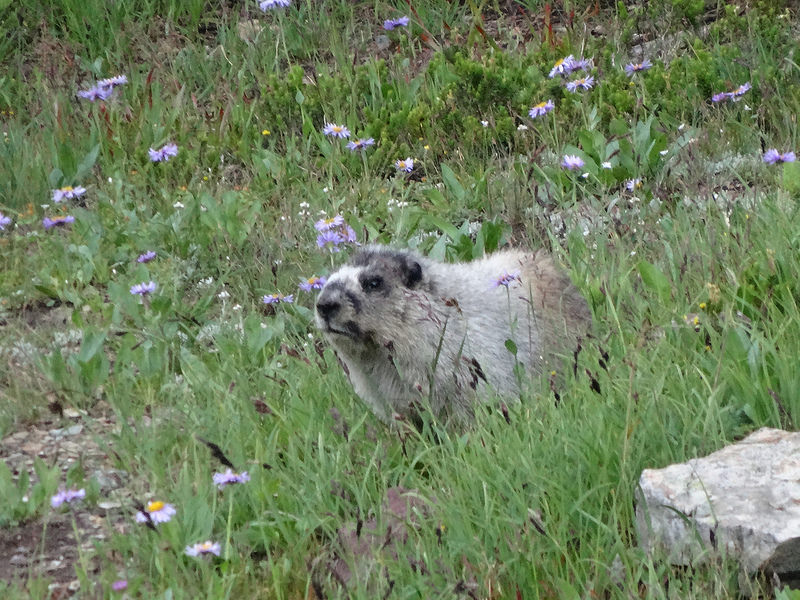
[315, 245, 591, 426]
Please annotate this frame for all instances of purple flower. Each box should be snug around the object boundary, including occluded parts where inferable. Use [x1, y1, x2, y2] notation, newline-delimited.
[130, 281, 157, 296]
[185, 540, 221, 557]
[0, 212, 11, 230]
[137, 250, 157, 263]
[322, 123, 350, 138]
[565, 57, 592, 73]
[625, 178, 643, 191]
[712, 82, 751, 103]
[383, 16, 410, 30]
[263, 293, 294, 304]
[98, 75, 128, 88]
[732, 82, 751, 98]
[528, 100, 555, 119]
[548, 55, 575, 78]
[299, 276, 327, 292]
[395, 157, 414, 172]
[565, 76, 594, 92]
[212, 468, 251, 489]
[317, 230, 344, 252]
[624, 59, 652, 76]
[315, 215, 346, 232]
[111, 580, 128, 592]
[51, 488, 86, 508]
[259, 0, 290, 9]
[342, 224, 357, 243]
[52, 185, 87, 203]
[561, 155, 585, 170]
[346, 137, 375, 151]
[43, 215, 75, 230]
[491, 271, 521, 289]
[77, 84, 113, 102]
[135, 500, 176, 524]
[711, 92, 732, 103]
[763, 149, 796, 164]
[148, 143, 179, 162]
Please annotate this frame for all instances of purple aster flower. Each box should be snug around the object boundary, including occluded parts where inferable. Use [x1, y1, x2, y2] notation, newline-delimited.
[322, 123, 350, 138]
[548, 55, 575, 78]
[314, 215, 346, 232]
[342, 224, 357, 243]
[212, 468, 251, 489]
[763, 149, 796, 164]
[317, 229, 344, 252]
[263, 293, 294, 304]
[52, 185, 87, 203]
[111, 580, 128, 592]
[135, 500, 176, 524]
[78, 84, 113, 102]
[711, 91, 732, 103]
[148, 143, 179, 162]
[98, 75, 128, 88]
[185, 540, 221, 557]
[259, 0, 290, 9]
[395, 157, 414, 172]
[565, 56, 592, 73]
[528, 100, 555, 119]
[625, 178, 643, 191]
[565, 75, 595, 92]
[732, 82, 751, 98]
[383, 16, 410, 30]
[137, 250, 157, 263]
[346, 137, 375, 151]
[43, 215, 75, 230]
[130, 281, 157, 296]
[0, 212, 11, 230]
[561, 155, 585, 170]
[51, 487, 86, 508]
[299, 276, 327, 292]
[491, 271, 521, 289]
[624, 59, 652, 76]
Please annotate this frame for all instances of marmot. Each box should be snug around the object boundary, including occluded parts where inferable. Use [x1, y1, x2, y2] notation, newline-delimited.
[315, 245, 591, 426]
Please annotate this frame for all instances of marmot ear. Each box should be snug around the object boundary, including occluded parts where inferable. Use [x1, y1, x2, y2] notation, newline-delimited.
[402, 259, 423, 288]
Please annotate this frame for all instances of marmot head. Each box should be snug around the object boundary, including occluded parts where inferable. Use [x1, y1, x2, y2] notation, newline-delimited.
[315, 246, 425, 346]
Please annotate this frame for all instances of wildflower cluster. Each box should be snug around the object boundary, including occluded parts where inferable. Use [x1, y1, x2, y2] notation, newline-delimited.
[315, 214, 357, 252]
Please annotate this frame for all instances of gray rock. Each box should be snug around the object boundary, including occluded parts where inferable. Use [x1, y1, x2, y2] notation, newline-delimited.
[635, 427, 800, 585]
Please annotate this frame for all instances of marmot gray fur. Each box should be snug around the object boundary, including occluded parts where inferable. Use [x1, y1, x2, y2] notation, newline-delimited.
[315, 245, 591, 426]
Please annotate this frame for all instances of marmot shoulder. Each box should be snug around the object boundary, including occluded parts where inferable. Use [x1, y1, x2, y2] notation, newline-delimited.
[315, 245, 591, 426]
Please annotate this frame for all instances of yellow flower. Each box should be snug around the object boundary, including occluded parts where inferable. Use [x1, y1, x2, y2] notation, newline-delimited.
[262, 129, 270, 135]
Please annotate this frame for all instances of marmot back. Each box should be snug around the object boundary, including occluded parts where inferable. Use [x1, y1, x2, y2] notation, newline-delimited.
[315, 245, 591, 426]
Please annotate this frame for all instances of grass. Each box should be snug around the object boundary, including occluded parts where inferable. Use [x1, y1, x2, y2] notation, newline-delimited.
[1, 0, 800, 598]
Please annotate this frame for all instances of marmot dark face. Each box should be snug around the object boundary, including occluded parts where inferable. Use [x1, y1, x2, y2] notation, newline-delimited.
[315, 247, 425, 345]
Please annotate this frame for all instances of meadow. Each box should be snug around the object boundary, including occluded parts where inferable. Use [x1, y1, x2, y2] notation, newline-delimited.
[1, 0, 800, 598]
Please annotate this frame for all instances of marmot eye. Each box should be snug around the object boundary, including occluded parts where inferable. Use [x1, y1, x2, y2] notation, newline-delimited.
[362, 276, 383, 292]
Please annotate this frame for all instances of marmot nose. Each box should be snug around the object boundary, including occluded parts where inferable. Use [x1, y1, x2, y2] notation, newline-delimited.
[316, 297, 341, 321]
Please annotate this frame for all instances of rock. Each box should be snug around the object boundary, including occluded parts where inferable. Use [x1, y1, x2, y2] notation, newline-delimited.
[635, 427, 800, 587]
